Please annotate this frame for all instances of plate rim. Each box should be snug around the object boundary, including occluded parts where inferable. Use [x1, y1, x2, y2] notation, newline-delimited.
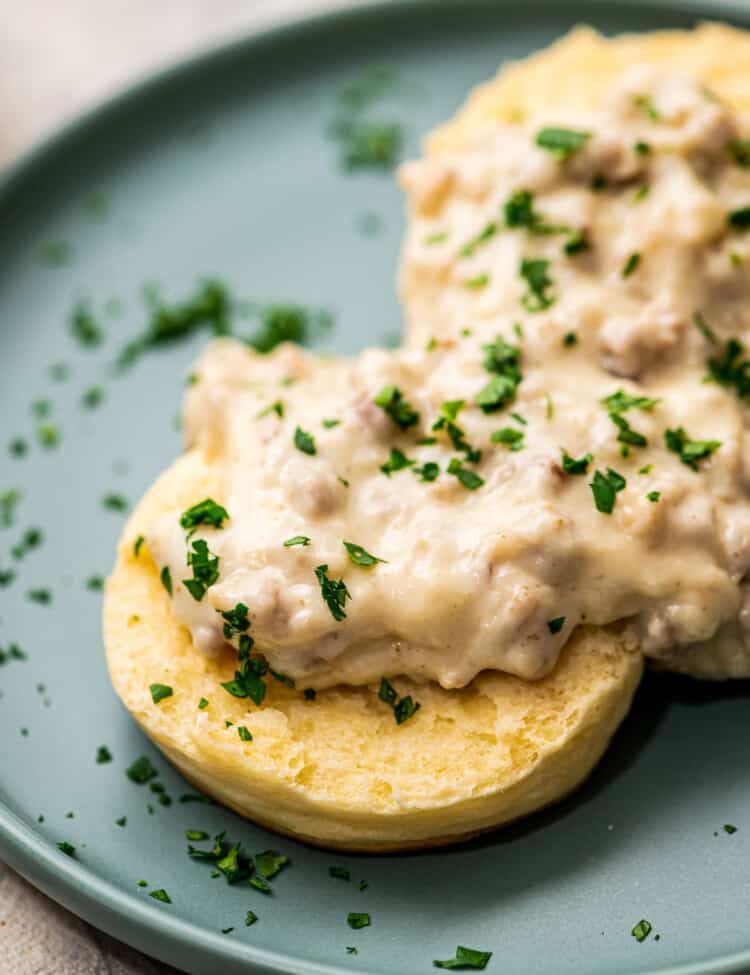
[2, 0, 750, 972]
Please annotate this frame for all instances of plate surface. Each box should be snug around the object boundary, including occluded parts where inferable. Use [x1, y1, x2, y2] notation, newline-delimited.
[1, 2, 750, 974]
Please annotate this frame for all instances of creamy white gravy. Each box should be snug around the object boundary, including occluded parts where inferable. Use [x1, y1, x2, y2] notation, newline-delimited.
[148, 70, 750, 688]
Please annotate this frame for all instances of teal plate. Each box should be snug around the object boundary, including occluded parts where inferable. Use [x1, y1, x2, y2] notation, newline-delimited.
[1, 1, 749, 973]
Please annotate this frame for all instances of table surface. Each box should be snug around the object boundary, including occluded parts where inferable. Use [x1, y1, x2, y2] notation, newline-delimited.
[0, 4, 345, 971]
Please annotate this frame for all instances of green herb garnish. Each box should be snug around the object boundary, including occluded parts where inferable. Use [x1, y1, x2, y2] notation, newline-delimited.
[102, 493, 128, 513]
[647, 491, 661, 502]
[447, 459, 484, 490]
[621, 252, 641, 277]
[245, 911, 258, 926]
[237, 726, 253, 742]
[256, 850, 290, 879]
[160, 566, 173, 596]
[706, 337, 750, 399]
[519, 258, 555, 311]
[547, 616, 566, 635]
[631, 919, 652, 943]
[96, 746, 112, 764]
[380, 447, 416, 476]
[434, 946, 493, 970]
[374, 385, 420, 429]
[590, 468, 627, 513]
[347, 913, 371, 930]
[126, 756, 158, 784]
[57, 841, 76, 858]
[664, 427, 721, 470]
[729, 207, 750, 229]
[182, 539, 220, 601]
[314, 564, 351, 621]
[219, 602, 250, 639]
[284, 535, 311, 548]
[294, 426, 316, 456]
[535, 127, 590, 160]
[414, 461, 440, 482]
[693, 311, 717, 345]
[180, 498, 229, 535]
[149, 889, 172, 904]
[459, 222, 497, 257]
[330, 866, 351, 880]
[71, 301, 103, 347]
[150, 683, 173, 705]
[343, 541, 387, 567]
[561, 450, 592, 475]
[133, 535, 145, 557]
[490, 427, 524, 451]
[465, 273, 490, 290]
[378, 677, 421, 724]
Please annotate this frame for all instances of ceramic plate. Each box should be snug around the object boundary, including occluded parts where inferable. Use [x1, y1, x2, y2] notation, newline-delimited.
[1, 2, 749, 973]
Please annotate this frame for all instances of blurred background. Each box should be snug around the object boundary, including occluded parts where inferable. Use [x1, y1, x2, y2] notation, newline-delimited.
[0, 0, 363, 167]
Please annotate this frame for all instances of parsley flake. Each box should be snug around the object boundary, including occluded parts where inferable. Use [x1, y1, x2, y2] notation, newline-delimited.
[535, 127, 590, 160]
[520, 258, 555, 311]
[238, 726, 253, 742]
[96, 746, 113, 764]
[374, 385, 420, 429]
[294, 426, 316, 456]
[150, 683, 173, 705]
[547, 616, 566, 635]
[706, 337, 750, 399]
[665, 427, 721, 470]
[414, 461, 440, 482]
[180, 498, 229, 535]
[491, 427, 524, 451]
[315, 564, 351, 622]
[126, 756, 158, 784]
[459, 222, 497, 257]
[57, 841, 76, 858]
[621, 252, 641, 278]
[149, 889, 172, 904]
[560, 449, 592, 475]
[347, 913, 371, 930]
[647, 491, 661, 502]
[378, 677, 421, 724]
[631, 919, 652, 943]
[330, 866, 351, 881]
[245, 911, 258, 926]
[380, 447, 415, 476]
[133, 535, 145, 557]
[160, 566, 173, 597]
[284, 535, 311, 548]
[343, 541, 387, 567]
[729, 207, 750, 229]
[256, 850, 290, 879]
[590, 468, 626, 514]
[447, 459, 484, 491]
[434, 946, 493, 970]
[182, 539, 220, 601]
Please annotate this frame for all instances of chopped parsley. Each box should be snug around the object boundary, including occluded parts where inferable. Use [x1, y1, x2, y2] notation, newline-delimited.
[665, 427, 721, 470]
[250, 876, 272, 894]
[347, 913, 371, 930]
[198, 697, 209, 709]
[245, 911, 258, 926]
[70, 301, 103, 347]
[621, 252, 641, 278]
[378, 677, 421, 724]
[133, 535, 145, 557]
[631, 919, 652, 943]
[425, 230, 448, 246]
[380, 447, 416, 476]
[102, 493, 128, 513]
[519, 258, 555, 311]
[284, 535, 311, 547]
[330, 866, 351, 881]
[37, 424, 61, 449]
[117, 281, 231, 368]
[314, 564, 351, 622]
[647, 491, 661, 502]
[602, 390, 659, 414]
[535, 127, 590, 160]
[96, 746, 113, 764]
[634, 94, 660, 120]
[182, 539, 220, 601]
[635, 140, 652, 156]
[729, 139, 750, 167]
[547, 616, 566, 635]
[294, 426, 316, 456]
[257, 401, 284, 420]
[39, 241, 71, 266]
[126, 756, 158, 784]
[609, 412, 647, 448]
[1, 488, 21, 527]
[563, 230, 589, 256]
[150, 683, 173, 705]
[432, 400, 480, 462]
[160, 566, 173, 597]
[343, 541, 387, 567]
[728, 207, 750, 229]
[706, 337, 750, 399]
[219, 602, 250, 639]
[447, 459, 484, 491]
[180, 498, 229, 535]
[590, 468, 626, 514]
[57, 841, 76, 858]
[465, 273, 490, 290]
[81, 385, 104, 409]
[237, 726, 253, 742]
[331, 119, 402, 170]
[724, 823, 738, 834]
[561, 449, 592, 475]
[491, 427, 524, 451]
[459, 221, 497, 257]
[247, 304, 333, 354]
[693, 311, 717, 345]
[9, 438, 28, 458]
[221, 638, 268, 706]
[188, 832, 255, 884]
[221, 927, 234, 935]
[304, 688, 317, 700]
[256, 851, 290, 879]
[374, 385, 420, 429]
[86, 575, 104, 591]
[433, 946, 493, 970]
[414, 461, 440, 482]
[563, 332, 578, 347]
[27, 588, 51, 605]
[149, 889, 172, 904]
